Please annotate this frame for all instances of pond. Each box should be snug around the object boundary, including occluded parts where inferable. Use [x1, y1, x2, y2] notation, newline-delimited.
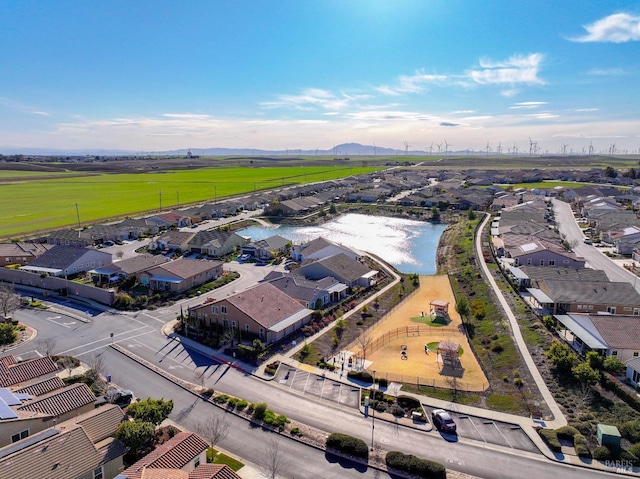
[238, 213, 446, 274]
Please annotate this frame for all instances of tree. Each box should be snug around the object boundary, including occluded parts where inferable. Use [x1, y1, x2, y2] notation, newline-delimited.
[196, 414, 229, 450]
[35, 337, 57, 356]
[115, 420, 154, 459]
[467, 208, 476, 220]
[604, 166, 617, 178]
[602, 356, 625, 375]
[259, 437, 290, 479]
[431, 207, 440, 222]
[454, 296, 470, 322]
[0, 323, 17, 346]
[572, 362, 600, 398]
[0, 285, 21, 319]
[585, 351, 603, 370]
[127, 398, 174, 426]
[546, 341, 578, 372]
[355, 330, 373, 361]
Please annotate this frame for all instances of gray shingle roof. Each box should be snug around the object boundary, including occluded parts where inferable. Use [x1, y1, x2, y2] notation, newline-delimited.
[590, 315, 640, 350]
[540, 280, 640, 306]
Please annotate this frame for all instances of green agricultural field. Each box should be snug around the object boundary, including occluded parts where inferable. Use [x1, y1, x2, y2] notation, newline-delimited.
[0, 165, 377, 238]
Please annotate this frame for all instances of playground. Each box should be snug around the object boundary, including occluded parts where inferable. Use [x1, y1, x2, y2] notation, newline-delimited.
[344, 275, 488, 391]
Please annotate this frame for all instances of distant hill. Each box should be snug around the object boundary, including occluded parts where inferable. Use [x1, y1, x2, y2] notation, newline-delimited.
[0, 142, 424, 157]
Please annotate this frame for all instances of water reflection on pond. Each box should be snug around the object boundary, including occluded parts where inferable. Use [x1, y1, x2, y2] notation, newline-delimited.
[238, 213, 446, 274]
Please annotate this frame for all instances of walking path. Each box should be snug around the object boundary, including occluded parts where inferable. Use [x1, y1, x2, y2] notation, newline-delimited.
[474, 213, 566, 427]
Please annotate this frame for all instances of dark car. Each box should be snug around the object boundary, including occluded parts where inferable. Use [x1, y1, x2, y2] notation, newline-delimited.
[96, 389, 134, 408]
[432, 409, 456, 433]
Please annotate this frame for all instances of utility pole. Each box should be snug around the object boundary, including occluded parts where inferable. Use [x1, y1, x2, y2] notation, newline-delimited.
[177, 191, 180, 207]
[75, 203, 80, 228]
[159, 190, 162, 209]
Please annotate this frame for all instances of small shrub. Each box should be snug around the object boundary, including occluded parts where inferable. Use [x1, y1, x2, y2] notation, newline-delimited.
[347, 370, 373, 383]
[592, 446, 612, 461]
[253, 402, 268, 421]
[235, 399, 248, 410]
[213, 394, 230, 404]
[538, 429, 561, 452]
[290, 426, 303, 437]
[386, 451, 446, 479]
[326, 433, 368, 460]
[227, 397, 238, 408]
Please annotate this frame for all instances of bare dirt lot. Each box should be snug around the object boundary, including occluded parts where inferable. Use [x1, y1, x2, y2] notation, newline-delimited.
[349, 275, 488, 391]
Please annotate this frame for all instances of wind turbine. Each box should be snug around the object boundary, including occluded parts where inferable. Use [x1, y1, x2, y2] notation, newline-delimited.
[529, 137, 536, 156]
[485, 142, 491, 155]
[588, 141, 594, 156]
[512, 143, 518, 156]
[404, 141, 411, 155]
[373, 142, 377, 156]
[497, 142, 503, 155]
[315, 147, 319, 156]
[561, 144, 568, 156]
[444, 139, 451, 155]
[428, 143, 434, 154]
[436, 143, 442, 153]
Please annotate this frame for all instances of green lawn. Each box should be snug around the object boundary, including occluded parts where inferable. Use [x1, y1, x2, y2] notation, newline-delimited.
[0, 165, 378, 238]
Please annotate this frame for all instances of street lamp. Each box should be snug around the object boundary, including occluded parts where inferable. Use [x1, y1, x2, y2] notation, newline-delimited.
[371, 370, 376, 451]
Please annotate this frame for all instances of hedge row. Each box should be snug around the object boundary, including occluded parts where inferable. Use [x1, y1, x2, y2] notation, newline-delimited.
[386, 451, 447, 479]
[601, 373, 640, 414]
[538, 427, 590, 458]
[326, 433, 369, 460]
[347, 370, 373, 383]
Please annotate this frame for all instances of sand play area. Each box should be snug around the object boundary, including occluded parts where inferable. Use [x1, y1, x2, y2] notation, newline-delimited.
[346, 275, 488, 391]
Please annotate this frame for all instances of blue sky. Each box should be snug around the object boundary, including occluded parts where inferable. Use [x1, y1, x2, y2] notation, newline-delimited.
[1, 0, 639, 154]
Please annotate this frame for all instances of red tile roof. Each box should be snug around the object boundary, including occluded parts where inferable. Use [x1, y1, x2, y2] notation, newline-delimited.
[18, 383, 96, 416]
[0, 355, 58, 387]
[13, 376, 65, 396]
[189, 464, 241, 479]
[121, 432, 209, 479]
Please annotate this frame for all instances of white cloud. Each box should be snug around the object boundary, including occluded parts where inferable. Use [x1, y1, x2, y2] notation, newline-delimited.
[587, 67, 625, 76]
[375, 70, 448, 96]
[509, 101, 548, 109]
[500, 89, 520, 98]
[260, 88, 369, 111]
[162, 113, 212, 120]
[575, 108, 599, 112]
[570, 13, 640, 43]
[469, 53, 546, 85]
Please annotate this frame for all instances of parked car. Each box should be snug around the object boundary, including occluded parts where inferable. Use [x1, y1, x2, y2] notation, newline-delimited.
[239, 254, 251, 261]
[583, 237, 592, 245]
[432, 409, 456, 433]
[96, 389, 133, 408]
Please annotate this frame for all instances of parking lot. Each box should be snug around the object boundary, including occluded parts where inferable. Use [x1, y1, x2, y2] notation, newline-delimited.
[274, 364, 361, 408]
[423, 406, 538, 452]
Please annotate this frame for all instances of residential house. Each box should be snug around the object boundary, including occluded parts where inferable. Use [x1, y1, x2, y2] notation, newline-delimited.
[626, 357, 640, 388]
[291, 237, 359, 263]
[263, 198, 310, 216]
[553, 313, 640, 361]
[263, 272, 348, 308]
[502, 236, 585, 268]
[78, 225, 129, 245]
[0, 383, 97, 447]
[296, 253, 378, 288]
[155, 230, 197, 251]
[0, 242, 54, 266]
[601, 226, 640, 255]
[146, 211, 192, 229]
[118, 218, 161, 237]
[0, 404, 126, 479]
[531, 279, 640, 315]
[189, 282, 312, 343]
[137, 258, 223, 293]
[188, 230, 247, 257]
[241, 235, 289, 260]
[0, 355, 58, 388]
[513, 265, 609, 290]
[46, 229, 91, 248]
[92, 254, 171, 282]
[21, 245, 112, 277]
[117, 431, 240, 479]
